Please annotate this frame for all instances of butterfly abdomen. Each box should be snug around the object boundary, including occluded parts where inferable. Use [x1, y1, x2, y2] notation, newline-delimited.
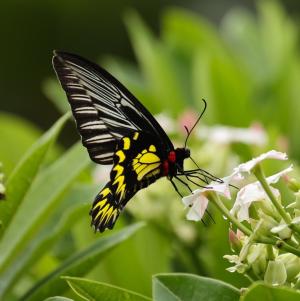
[90, 183, 120, 232]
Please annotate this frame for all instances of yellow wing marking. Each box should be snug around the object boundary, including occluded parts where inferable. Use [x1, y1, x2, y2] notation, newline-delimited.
[99, 205, 114, 223]
[100, 187, 111, 198]
[133, 132, 139, 140]
[136, 163, 160, 181]
[149, 145, 156, 152]
[95, 203, 109, 220]
[116, 150, 125, 163]
[123, 137, 131, 150]
[132, 150, 161, 181]
[139, 152, 160, 164]
[113, 164, 124, 178]
[113, 175, 126, 199]
[93, 198, 107, 210]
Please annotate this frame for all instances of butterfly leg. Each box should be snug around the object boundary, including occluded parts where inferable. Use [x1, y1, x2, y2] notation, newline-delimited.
[169, 178, 183, 197]
[174, 175, 193, 193]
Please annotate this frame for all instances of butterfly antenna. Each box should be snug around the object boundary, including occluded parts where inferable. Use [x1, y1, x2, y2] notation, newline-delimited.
[184, 99, 207, 149]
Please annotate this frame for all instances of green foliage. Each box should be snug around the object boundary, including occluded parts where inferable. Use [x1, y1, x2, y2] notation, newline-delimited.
[0, 116, 144, 301]
[45, 297, 73, 301]
[2, 1, 300, 301]
[21, 223, 144, 301]
[0, 113, 41, 175]
[153, 274, 240, 301]
[65, 276, 151, 301]
[0, 113, 70, 238]
[65, 274, 240, 301]
[240, 282, 300, 300]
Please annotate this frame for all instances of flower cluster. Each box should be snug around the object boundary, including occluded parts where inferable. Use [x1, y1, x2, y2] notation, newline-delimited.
[182, 150, 300, 287]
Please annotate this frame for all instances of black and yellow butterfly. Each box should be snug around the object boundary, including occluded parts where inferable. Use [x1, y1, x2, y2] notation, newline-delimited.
[52, 51, 221, 232]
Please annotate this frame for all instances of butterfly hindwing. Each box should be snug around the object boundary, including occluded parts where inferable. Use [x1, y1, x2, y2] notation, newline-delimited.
[90, 131, 164, 232]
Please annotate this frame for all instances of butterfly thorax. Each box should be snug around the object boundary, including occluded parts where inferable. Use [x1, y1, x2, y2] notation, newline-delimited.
[163, 147, 190, 178]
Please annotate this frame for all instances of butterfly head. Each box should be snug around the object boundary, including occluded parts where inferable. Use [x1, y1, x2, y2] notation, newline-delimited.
[174, 147, 190, 171]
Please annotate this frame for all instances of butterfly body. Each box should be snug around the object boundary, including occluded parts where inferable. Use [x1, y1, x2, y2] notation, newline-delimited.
[52, 51, 202, 232]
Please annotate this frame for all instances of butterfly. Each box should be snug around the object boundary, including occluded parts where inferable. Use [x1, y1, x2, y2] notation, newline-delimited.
[52, 51, 221, 232]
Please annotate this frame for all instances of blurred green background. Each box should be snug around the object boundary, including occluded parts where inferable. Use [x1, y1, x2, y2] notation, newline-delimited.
[0, 0, 281, 129]
[1, 1, 300, 300]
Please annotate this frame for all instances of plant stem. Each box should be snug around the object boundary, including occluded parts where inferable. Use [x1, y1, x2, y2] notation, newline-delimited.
[208, 191, 300, 257]
[253, 164, 291, 224]
[266, 244, 275, 261]
[208, 193, 252, 236]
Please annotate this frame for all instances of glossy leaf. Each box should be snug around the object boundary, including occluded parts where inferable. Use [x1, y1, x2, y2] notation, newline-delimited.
[153, 273, 240, 301]
[21, 223, 144, 301]
[0, 184, 99, 298]
[0, 142, 90, 275]
[0, 113, 41, 176]
[241, 282, 300, 301]
[0, 113, 69, 237]
[44, 297, 74, 301]
[65, 276, 151, 301]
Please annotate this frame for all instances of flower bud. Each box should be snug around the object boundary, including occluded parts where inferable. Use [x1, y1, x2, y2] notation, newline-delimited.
[277, 253, 300, 282]
[294, 274, 300, 289]
[251, 211, 277, 238]
[264, 260, 287, 286]
[284, 177, 300, 192]
[247, 244, 267, 277]
[229, 229, 243, 252]
[271, 220, 292, 240]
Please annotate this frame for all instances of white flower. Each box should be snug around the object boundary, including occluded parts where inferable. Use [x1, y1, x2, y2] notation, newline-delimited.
[264, 260, 287, 286]
[233, 150, 288, 175]
[271, 219, 292, 240]
[198, 123, 267, 146]
[182, 183, 231, 221]
[223, 254, 248, 273]
[231, 165, 293, 222]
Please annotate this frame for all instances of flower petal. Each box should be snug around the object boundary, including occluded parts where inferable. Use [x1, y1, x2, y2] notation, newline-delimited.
[182, 183, 231, 221]
[266, 165, 293, 184]
[231, 182, 280, 222]
[186, 195, 209, 221]
[233, 150, 288, 174]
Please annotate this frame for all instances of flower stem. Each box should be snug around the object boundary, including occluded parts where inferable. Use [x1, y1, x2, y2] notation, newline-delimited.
[266, 244, 275, 261]
[253, 164, 291, 224]
[208, 193, 252, 236]
[208, 191, 300, 257]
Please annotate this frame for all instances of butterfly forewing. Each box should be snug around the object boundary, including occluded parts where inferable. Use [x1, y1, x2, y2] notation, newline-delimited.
[52, 52, 174, 155]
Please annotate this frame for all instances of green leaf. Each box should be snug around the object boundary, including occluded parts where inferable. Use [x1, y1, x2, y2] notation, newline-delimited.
[65, 276, 151, 301]
[241, 282, 300, 301]
[97, 223, 171, 296]
[0, 113, 41, 176]
[44, 297, 74, 301]
[0, 113, 70, 237]
[0, 142, 90, 275]
[43, 78, 70, 114]
[0, 184, 99, 298]
[125, 11, 186, 115]
[21, 223, 144, 301]
[153, 274, 240, 301]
